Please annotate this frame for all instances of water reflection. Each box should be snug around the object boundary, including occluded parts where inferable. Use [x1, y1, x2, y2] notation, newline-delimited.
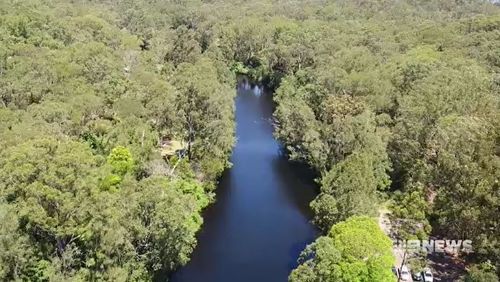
[170, 79, 318, 282]
[238, 77, 263, 97]
[253, 85, 263, 96]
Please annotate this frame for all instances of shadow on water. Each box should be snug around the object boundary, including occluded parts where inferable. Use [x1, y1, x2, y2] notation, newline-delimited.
[168, 77, 319, 282]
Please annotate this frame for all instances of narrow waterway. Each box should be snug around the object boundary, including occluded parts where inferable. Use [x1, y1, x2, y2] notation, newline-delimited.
[170, 79, 318, 282]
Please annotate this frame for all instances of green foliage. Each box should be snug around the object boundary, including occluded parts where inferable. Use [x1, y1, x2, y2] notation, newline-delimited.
[1, 0, 500, 280]
[100, 174, 122, 192]
[276, 79, 392, 232]
[0, 138, 212, 280]
[107, 146, 134, 176]
[290, 216, 395, 282]
[172, 57, 235, 181]
[312, 151, 390, 231]
[465, 262, 499, 282]
[0, 1, 236, 279]
[390, 184, 432, 240]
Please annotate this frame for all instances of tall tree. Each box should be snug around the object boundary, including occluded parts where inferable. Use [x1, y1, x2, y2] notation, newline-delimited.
[290, 216, 395, 282]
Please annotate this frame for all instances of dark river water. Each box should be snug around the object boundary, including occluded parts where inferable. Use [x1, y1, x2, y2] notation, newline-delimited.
[170, 79, 318, 282]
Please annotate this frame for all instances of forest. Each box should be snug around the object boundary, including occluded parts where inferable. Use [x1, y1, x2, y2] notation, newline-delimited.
[0, 0, 499, 281]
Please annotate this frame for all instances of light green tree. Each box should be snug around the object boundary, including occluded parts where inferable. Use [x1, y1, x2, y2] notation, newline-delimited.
[290, 216, 396, 282]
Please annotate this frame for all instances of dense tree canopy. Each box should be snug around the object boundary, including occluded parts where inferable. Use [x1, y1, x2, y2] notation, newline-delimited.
[289, 216, 395, 282]
[0, 0, 234, 280]
[1, 0, 499, 280]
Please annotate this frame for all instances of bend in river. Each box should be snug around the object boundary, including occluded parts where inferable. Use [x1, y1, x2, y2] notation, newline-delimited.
[170, 78, 318, 282]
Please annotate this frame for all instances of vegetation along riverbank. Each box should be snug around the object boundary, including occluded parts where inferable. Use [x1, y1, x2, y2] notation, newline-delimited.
[0, 0, 499, 281]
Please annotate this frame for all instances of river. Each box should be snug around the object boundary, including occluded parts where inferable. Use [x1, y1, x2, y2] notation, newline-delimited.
[170, 79, 318, 282]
